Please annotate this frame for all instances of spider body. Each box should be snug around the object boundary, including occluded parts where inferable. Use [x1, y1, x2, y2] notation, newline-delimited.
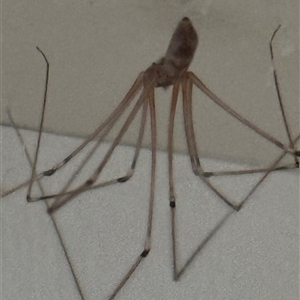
[144, 17, 198, 88]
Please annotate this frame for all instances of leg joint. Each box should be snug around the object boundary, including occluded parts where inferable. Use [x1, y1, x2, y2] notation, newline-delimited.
[141, 249, 150, 257]
[44, 169, 56, 176]
[117, 176, 129, 183]
[86, 179, 94, 186]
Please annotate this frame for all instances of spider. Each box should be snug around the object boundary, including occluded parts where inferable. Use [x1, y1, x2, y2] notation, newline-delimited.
[2, 17, 299, 299]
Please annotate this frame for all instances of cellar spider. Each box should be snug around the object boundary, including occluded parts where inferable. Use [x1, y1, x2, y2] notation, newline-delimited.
[2, 18, 299, 299]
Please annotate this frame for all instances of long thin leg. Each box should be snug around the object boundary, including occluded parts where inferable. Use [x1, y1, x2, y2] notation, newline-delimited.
[202, 164, 297, 177]
[117, 99, 148, 183]
[1, 48, 144, 198]
[6, 110, 86, 300]
[202, 136, 297, 178]
[174, 72, 297, 279]
[28, 111, 120, 201]
[109, 85, 157, 299]
[269, 25, 299, 166]
[182, 75, 298, 211]
[175, 210, 234, 280]
[169, 82, 236, 281]
[46, 74, 144, 172]
[26, 70, 143, 200]
[237, 134, 300, 210]
[28, 99, 148, 202]
[167, 82, 180, 279]
[182, 75, 237, 210]
[189, 72, 299, 157]
[27, 47, 50, 199]
[188, 25, 299, 178]
[48, 81, 155, 213]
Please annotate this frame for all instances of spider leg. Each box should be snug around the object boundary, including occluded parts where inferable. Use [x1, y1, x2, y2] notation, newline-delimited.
[5, 107, 86, 300]
[182, 75, 237, 210]
[48, 81, 155, 213]
[269, 25, 299, 166]
[108, 83, 157, 299]
[189, 72, 298, 157]
[28, 99, 148, 202]
[1, 48, 144, 199]
[167, 82, 181, 278]
[237, 134, 300, 210]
